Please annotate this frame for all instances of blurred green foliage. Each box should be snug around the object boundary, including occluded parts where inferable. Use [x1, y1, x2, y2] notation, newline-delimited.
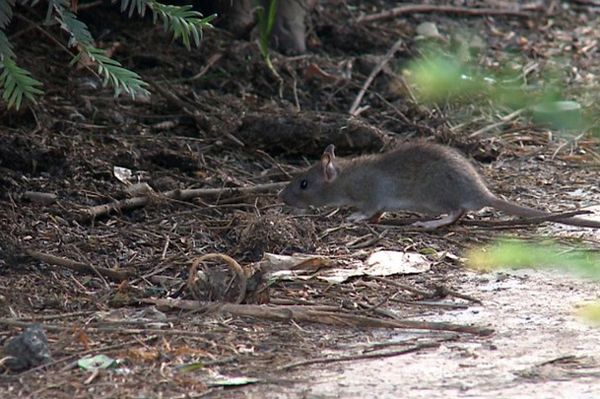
[405, 46, 594, 133]
[577, 303, 600, 326]
[467, 239, 600, 324]
[466, 239, 600, 280]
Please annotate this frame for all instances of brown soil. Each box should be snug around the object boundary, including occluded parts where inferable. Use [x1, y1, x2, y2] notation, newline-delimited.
[1, 1, 600, 398]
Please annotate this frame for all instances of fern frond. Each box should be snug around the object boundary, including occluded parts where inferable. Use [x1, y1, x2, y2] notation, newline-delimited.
[53, 6, 94, 46]
[0, 57, 43, 109]
[0, 31, 15, 59]
[120, 0, 146, 18]
[51, 1, 148, 97]
[0, 0, 16, 29]
[1, 0, 211, 107]
[78, 44, 150, 98]
[17, 0, 42, 5]
[118, 0, 215, 47]
[42, 0, 64, 21]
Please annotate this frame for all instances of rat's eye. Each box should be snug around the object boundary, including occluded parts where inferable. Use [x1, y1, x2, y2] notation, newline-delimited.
[300, 179, 308, 189]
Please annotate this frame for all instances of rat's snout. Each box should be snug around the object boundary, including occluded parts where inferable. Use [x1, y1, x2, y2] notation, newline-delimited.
[278, 186, 291, 205]
[278, 185, 298, 207]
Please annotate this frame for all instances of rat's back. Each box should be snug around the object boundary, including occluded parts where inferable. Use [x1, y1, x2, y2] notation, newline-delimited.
[372, 142, 494, 214]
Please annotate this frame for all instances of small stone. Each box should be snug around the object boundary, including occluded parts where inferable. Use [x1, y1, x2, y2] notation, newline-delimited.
[3, 324, 51, 372]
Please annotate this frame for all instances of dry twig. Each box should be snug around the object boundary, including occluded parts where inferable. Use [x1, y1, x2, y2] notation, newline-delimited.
[468, 109, 525, 138]
[358, 4, 540, 23]
[432, 284, 482, 305]
[25, 249, 133, 282]
[278, 340, 443, 371]
[22, 191, 58, 205]
[370, 276, 433, 297]
[349, 37, 404, 116]
[78, 182, 286, 221]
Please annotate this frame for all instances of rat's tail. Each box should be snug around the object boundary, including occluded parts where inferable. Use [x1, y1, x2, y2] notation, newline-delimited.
[486, 195, 600, 228]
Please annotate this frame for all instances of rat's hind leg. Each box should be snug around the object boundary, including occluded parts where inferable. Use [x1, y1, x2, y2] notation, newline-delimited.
[347, 212, 369, 222]
[412, 210, 465, 230]
[368, 211, 384, 224]
[347, 210, 384, 224]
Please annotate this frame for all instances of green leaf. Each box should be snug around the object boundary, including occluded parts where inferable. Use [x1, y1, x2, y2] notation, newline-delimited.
[265, 0, 279, 38]
[257, 1, 278, 59]
[256, 0, 279, 76]
[78, 354, 117, 370]
[176, 362, 204, 372]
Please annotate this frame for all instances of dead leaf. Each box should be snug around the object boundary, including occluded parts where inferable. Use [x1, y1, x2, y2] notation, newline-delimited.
[261, 252, 333, 273]
[319, 250, 431, 284]
[304, 63, 341, 82]
[365, 250, 431, 274]
[416, 22, 442, 39]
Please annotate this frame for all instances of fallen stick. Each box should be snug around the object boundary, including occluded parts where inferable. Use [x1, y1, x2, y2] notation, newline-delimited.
[25, 249, 134, 282]
[358, 4, 540, 23]
[78, 182, 286, 221]
[433, 284, 482, 305]
[278, 340, 443, 371]
[349, 37, 404, 116]
[0, 318, 240, 337]
[370, 276, 433, 297]
[144, 298, 494, 336]
[22, 191, 58, 205]
[188, 53, 224, 82]
[570, 0, 600, 6]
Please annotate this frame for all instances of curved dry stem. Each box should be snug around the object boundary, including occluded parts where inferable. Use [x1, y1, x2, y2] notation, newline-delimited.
[189, 253, 248, 304]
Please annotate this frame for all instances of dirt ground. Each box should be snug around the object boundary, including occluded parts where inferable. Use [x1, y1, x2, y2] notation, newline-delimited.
[1, 0, 600, 398]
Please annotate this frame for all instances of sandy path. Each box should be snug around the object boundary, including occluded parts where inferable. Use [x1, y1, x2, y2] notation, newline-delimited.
[242, 268, 600, 398]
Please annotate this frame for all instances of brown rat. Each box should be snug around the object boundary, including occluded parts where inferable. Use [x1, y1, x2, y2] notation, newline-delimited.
[278, 142, 600, 229]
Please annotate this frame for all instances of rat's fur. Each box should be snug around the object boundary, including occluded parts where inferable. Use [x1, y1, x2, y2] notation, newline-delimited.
[279, 142, 600, 229]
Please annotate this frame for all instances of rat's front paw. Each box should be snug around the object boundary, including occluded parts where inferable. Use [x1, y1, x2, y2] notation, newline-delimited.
[347, 212, 369, 223]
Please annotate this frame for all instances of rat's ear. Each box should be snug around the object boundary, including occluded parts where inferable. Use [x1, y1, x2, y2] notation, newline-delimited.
[321, 144, 337, 182]
[323, 144, 336, 159]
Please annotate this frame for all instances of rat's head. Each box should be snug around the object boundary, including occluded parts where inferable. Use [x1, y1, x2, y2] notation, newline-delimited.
[279, 144, 339, 208]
